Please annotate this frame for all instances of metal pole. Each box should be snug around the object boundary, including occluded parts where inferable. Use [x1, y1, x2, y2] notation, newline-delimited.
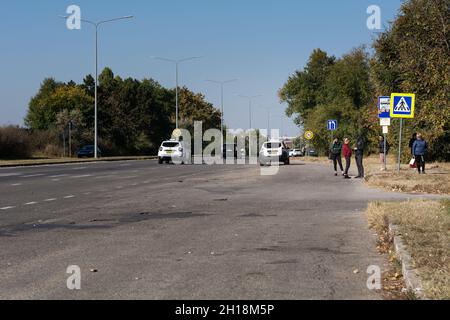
[69, 122, 72, 158]
[175, 62, 179, 129]
[384, 133, 387, 171]
[94, 26, 98, 159]
[221, 83, 224, 150]
[249, 100, 252, 130]
[267, 110, 270, 138]
[397, 119, 403, 171]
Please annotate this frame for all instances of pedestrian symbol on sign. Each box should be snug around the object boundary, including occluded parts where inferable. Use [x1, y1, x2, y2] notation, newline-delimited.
[394, 97, 410, 112]
[390, 93, 415, 119]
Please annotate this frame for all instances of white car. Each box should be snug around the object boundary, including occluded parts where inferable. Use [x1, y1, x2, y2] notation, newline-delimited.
[158, 140, 190, 164]
[259, 141, 290, 166]
[289, 149, 303, 157]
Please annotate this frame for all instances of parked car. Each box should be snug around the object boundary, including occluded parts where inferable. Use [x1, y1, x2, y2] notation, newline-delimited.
[77, 145, 101, 158]
[158, 140, 191, 164]
[223, 143, 238, 159]
[308, 148, 319, 157]
[289, 149, 303, 157]
[259, 141, 290, 166]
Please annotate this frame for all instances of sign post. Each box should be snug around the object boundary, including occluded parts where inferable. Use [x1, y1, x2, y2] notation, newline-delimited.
[379, 97, 391, 171]
[390, 93, 416, 171]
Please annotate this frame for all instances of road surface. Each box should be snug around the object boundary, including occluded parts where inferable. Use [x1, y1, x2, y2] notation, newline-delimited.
[0, 160, 433, 299]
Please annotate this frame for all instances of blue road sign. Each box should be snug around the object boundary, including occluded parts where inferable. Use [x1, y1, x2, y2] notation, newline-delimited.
[390, 93, 415, 119]
[378, 96, 391, 118]
[327, 120, 338, 131]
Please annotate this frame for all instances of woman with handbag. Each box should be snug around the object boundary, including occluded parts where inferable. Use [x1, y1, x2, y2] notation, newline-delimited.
[412, 133, 428, 174]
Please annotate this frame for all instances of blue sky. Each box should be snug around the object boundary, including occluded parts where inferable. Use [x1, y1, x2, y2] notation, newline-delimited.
[0, 0, 403, 135]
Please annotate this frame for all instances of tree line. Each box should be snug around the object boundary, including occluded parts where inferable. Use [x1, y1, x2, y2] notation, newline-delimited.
[1, 68, 221, 159]
[279, 0, 449, 161]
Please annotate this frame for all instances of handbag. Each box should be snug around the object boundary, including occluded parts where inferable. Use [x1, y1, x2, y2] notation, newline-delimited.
[409, 158, 417, 168]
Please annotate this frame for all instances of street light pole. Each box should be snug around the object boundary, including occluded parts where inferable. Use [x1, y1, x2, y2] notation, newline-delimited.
[60, 15, 134, 159]
[206, 79, 238, 147]
[239, 95, 261, 130]
[153, 56, 202, 129]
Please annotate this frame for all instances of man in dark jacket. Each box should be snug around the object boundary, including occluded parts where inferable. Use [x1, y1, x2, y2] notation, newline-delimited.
[412, 133, 428, 174]
[354, 136, 365, 178]
[330, 138, 344, 176]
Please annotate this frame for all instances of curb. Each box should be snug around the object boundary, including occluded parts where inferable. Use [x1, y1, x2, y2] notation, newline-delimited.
[388, 224, 427, 300]
[0, 157, 158, 168]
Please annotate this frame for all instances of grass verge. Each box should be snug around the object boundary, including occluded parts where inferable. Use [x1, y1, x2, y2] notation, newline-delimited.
[0, 156, 156, 167]
[299, 156, 450, 195]
[366, 200, 450, 300]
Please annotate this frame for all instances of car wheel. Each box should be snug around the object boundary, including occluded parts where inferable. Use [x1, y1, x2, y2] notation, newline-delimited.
[158, 158, 163, 164]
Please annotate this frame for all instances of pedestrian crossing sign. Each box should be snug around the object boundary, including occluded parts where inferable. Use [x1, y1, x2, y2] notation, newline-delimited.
[390, 93, 415, 119]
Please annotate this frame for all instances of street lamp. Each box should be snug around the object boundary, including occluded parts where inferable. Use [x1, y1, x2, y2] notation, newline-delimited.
[239, 95, 261, 130]
[258, 106, 272, 138]
[205, 79, 238, 147]
[152, 56, 202, 129]
[59, 15, 134, 159]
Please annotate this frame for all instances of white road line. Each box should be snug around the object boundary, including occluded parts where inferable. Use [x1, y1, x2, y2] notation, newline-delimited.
[83, 192, 92, 195]
[44, 198, 57, 202]
[50, 174, 69, 178]
[11, 183, 23, 186]
[25, 202, 38, 206]
[0, 173, 19, 177]
[72, 167, 87, 170]
[21, 174, 44, 178]
[0, 206, 15, 210]
[71, 174, 92, 179]
[63, 195, 75, 199]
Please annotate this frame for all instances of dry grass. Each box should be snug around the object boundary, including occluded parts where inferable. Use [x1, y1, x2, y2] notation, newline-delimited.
[299, 155, 450, 195]
[367, 200, 450, 300]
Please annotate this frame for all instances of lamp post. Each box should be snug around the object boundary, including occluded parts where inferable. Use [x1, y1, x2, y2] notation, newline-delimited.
[60, 15, 134, 159]
[205, 79, 238, 147]
[152, 56, 202, 129]
[239, 95, 261, 130]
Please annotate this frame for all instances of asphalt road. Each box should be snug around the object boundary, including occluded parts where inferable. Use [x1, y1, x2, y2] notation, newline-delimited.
[0, 159, 436, 299]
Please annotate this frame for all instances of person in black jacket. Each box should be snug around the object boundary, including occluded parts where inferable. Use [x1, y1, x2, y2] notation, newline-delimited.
[354, 136, 365, 178]
[409, 133, 417, 156]
[378, 136, 390, 171]
[330, 138, 344, 176]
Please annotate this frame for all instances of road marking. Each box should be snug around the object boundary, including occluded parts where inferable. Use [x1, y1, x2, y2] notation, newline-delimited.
[131, 183, 138, 186]
[44, 198, 57, 202]
[25, 202, 38, 206]
[11, 183, 23, 186]
[71, 174, 92, 179]
[21, 174, 44, 178]
[0, 173, 19, 177]
[64, 195, 75, 199]
[0, 206, 15, 210]
[83, 192, 92, 195]
[50, 174, 69, 178]
[51, 179, 61, 182]
[72, 167, 87, 170]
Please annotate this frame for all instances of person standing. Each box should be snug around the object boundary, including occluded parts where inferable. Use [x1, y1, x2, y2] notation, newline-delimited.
[330, 138, 344, 176]
[409, 133, 417, 156]
[354, 136, 365, 178]
[412, 133, 428, 174]
[378, 136, 390, 171]
[343, 138, 352, 179]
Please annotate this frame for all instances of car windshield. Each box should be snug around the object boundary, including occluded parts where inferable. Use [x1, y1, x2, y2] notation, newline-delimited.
[265, 143, 281, 149]
[163, 142, 180, 148]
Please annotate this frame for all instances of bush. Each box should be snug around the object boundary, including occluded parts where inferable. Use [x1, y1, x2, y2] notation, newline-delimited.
[0, 126, 32, 159]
